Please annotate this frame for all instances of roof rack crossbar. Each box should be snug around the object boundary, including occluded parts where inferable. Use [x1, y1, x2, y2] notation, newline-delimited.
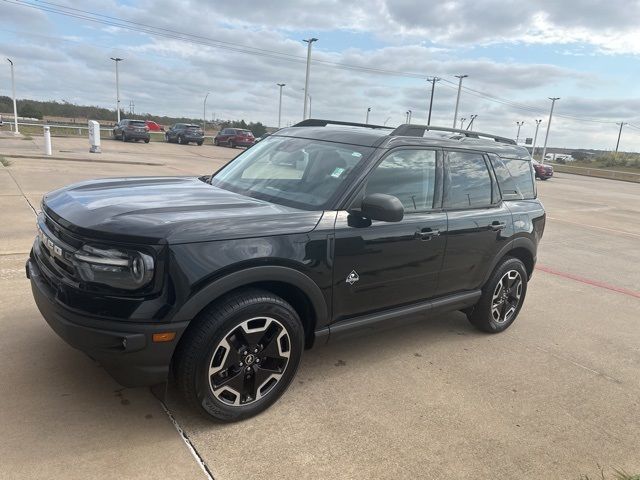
[390, 124, 516, 145]
[293, 119, 394, 130]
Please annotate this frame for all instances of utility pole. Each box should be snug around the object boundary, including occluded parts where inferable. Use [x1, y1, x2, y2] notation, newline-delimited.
[427, 77, 440, 126]
[452, 74, 468, 128]
[383, 116, 391, 126]
[110, 57, 123, 123]
[405, 110, 412, 124]
[302, 38, 318, 120]
[531, 119, 542, 158]
[365, 107, 371, 124]
[459, 117, 466, 129]
[516, 121, 524, 143]
[541, 97, 560, 164]
[6, 58, 18, 134]
[277, 84, 285, 128]
[467, 114, 477, 130]
[129, 100, 135, 115]
[615, 122, 626, 153]
[203, 92, 210, 131]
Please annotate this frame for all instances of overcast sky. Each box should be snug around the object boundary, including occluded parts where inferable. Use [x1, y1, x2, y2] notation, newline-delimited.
[2, 0, 640, 150]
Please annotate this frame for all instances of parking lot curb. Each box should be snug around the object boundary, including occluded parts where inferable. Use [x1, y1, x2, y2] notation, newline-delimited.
[2, 153, 165, 167]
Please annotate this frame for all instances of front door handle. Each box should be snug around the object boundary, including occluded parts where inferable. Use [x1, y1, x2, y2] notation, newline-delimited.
[416, 228, 440, 240]
[489, 221, 506, 231]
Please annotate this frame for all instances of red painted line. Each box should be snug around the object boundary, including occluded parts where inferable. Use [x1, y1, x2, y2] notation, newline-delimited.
[537, 264, 640, 299]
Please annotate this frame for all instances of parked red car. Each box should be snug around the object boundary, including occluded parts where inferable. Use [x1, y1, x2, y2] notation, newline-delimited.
[532, 159, 554, 180]
[145, 120, 164, 132]
[214, 128, 255, 148]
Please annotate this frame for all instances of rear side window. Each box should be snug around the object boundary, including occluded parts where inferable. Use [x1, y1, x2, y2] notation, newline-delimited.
[498, 157, 536, 199]
[443, 151, 493, 209]
[364, 149, 437, 212]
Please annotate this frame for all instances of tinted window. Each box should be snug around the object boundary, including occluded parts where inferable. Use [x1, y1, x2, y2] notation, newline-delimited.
[211, 136, 372, 210]
[129, 120, 146, 127]
[364, 149, 436, 212]
[444, 151, 492, 209]
[501, 157, 536, 199]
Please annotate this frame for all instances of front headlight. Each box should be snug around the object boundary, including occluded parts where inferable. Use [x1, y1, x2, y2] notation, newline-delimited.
[73, 244, 154, 291]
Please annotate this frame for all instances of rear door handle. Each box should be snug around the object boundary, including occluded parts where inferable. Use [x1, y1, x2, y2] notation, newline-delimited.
[489, 221, 506, 231]
[416, 228, 440, 240]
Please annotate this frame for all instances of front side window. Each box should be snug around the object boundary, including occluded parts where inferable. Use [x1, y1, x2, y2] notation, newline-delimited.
[211, 136, 373, 210]
[364, 149, 437, 212]
[443, 151, 493, 209]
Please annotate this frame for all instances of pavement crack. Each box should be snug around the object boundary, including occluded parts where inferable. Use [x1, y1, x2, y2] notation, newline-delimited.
[158, 398, 216, 480]
[4, 167, 37, 216]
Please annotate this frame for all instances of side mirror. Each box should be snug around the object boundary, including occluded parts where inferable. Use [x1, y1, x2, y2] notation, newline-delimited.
[360, 194, 404, 222]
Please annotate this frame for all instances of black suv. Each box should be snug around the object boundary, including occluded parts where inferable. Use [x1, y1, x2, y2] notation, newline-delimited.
[112, 119, 150, 143]
[27, 120, 545, 422]
[165, 123, 204, 145]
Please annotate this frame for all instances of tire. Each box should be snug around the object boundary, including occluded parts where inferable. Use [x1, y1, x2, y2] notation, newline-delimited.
[174, 289, 304, 422]
[122, 133, 127, 142]
[466, 257, 528, 333]
[178, 135, 185, 145]
[144, 138, 150, 144]
[214, 138, 219, 146]
[197, 141, 203, 146]
[165, 134, 170, 143]
[230, 140, 235, 148]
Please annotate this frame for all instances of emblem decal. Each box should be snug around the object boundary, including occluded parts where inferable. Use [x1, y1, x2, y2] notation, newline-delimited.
[346, 270, 360, 285]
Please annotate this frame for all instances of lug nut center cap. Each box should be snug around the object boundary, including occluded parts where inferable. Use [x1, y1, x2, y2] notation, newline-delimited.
[244, 354, 256, 365]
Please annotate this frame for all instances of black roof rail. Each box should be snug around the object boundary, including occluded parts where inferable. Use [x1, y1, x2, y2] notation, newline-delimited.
[293, 119, 394, 130]
[390, 124, 516, 145]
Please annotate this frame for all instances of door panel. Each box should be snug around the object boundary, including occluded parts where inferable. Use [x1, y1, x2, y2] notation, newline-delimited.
[332, 211, 447, 321]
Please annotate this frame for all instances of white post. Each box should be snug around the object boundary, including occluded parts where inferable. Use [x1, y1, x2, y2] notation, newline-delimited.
[7, 59, 19, 134]
[88, 120, 101, 153]
[43, 126, 52, 156]
[302, 38, 318, 120]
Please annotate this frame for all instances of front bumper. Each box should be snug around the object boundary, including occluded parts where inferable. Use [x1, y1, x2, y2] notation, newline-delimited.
[27, 258, 188, 387]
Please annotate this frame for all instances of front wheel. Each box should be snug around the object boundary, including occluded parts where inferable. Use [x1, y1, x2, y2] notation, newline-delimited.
[144, 138, 150, 144]
[466, 257, 528, 333]
[197, 141, 203, 146]
[174, 289, 304, 422]
[214, 138, 219, 146]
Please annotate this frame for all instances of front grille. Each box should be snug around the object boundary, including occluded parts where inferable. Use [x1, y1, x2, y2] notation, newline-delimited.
[36, 214, 82, 284]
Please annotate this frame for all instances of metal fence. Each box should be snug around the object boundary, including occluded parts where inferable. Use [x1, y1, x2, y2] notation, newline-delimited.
[550, 163, 640, 183]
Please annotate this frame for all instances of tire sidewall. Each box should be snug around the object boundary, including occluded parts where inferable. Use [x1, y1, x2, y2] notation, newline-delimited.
[183, 295, 304, 422]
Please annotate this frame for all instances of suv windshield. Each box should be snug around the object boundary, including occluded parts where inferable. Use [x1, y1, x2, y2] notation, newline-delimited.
[210, 135, 373, 210]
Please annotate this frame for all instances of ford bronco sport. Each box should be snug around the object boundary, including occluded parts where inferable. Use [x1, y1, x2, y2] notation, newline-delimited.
[27, 119, 545, 421]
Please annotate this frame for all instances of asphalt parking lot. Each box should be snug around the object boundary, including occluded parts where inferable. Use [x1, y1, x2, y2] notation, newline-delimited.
[1, 134, 639, 479]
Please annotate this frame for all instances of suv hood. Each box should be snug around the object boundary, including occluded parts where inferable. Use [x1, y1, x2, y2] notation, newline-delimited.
[43, 177, 323, 244]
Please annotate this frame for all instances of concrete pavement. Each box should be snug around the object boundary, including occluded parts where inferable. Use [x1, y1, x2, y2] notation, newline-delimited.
[0, 137, 638, 479]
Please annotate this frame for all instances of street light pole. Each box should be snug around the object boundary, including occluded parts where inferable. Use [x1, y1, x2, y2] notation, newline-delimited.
[615, 121, 626, 154]
[452, 74, 468, 128]
[467, 114, 477, 130]
[531, 119, 542, 158]
[459, 117, 466, 129]
[277, 83, 285, 128]
[516, 121, 524, 143]
[427, 77, 440, 126]
[110, 57, 123, 123]
[302, 37, 318, 120]
[541, 97, 560, 164]
[203, 92, 210, 131]
[365, 107, 371, 124]
[6, 58, 18, 134]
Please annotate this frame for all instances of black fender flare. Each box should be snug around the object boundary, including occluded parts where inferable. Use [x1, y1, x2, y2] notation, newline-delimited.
[481, 236, 537, 286]
[172, 266, 328, 326]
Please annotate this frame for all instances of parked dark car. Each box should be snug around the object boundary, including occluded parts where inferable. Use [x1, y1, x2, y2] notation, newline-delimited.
[112, 119, 150, 143]
[532, 159, 554, 180]
[214, 128, 255, 148]
[27, 120, 545, 422]
[165, 123, 204, 145]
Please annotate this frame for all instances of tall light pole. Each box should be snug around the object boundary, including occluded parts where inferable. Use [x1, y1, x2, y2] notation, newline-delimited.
[615, 122, 626, 154]
[516, 121, 524, 143]
[383, 116, 391, 126]
[541, 97, 560, 164]
[365, 107, 371, 124]
[427, 77, 440, 126]
[452, 74, 468, 128]
[203, 92, 210, 131]
[459, 117, 466, 129]
[302, 37, 318, 120]
[467, 114, 477, 131]
[6, 58, 18, 134]
[110, 57, 123, 123]
[531, 119, 542, 158]
[308, 94, 312, 117]
[277, 83, 285, 128]
[405, 110, 412, 124]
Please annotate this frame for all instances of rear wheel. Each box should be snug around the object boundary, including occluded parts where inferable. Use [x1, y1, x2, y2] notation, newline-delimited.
[144, 138, 150, 144]
[174, 289, 304, 422]
[197, 141, 203, 146]
[214, 138, 219, 146]
[466, 257, 528, 333]
[230, 140, 235, 148]
[122, 133, 127, 142]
